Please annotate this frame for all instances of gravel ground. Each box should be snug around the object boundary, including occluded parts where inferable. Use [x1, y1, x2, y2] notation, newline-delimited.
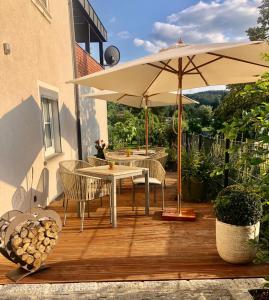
[0, 278, 265, 299]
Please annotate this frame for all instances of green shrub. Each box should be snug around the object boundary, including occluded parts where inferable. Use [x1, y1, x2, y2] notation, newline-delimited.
[214, 185, 262, 226]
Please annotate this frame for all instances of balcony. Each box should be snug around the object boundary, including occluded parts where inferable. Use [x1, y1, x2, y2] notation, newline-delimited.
[73, 0, 107, 43]
[75, 43, 104, 78]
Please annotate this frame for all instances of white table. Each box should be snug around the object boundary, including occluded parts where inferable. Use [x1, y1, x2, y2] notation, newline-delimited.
[77, 165, 150, 228]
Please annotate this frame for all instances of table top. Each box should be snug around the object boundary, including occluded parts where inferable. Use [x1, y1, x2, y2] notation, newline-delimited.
[132, 149, 155, 155]
[77, 164, 146, 177]
[105, 152, 150, 161]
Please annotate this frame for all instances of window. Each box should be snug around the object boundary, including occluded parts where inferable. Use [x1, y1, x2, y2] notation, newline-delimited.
[40, 86, 62, 158]
[42, 98, 55, 154]
[31, 0, 51, 21]
[39, 0, 48, 8]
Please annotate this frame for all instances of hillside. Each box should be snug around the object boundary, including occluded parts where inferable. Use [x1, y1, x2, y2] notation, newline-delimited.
[186, 90, 228, 108]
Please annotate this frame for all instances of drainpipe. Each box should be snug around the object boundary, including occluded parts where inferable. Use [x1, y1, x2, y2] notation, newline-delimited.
[68, 0, 83, 160]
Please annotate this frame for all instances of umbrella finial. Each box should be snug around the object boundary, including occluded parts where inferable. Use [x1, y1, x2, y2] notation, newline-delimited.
[177, 37, 184, 44]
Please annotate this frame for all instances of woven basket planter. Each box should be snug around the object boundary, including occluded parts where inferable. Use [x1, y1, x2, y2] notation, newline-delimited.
[216, 219, 260, 264]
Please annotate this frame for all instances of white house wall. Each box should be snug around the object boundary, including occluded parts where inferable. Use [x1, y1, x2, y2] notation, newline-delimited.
[0, 0, 78, 215]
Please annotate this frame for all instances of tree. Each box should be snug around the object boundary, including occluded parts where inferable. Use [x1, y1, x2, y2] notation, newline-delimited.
[184, 104, 214, 134]
[214, 82, 268, 122]
[246, 0, 269, 40]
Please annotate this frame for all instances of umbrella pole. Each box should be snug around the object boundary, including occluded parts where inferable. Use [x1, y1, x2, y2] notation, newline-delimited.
[162, 57, 196, 222]
[177, 60, 183, 215]
[145, 96, 149, 156]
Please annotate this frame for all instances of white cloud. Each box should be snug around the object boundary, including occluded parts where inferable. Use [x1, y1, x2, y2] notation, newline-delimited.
[134, 0, 260, 52]
[117, 31, 131, 39]
[134, 38, 168, 53]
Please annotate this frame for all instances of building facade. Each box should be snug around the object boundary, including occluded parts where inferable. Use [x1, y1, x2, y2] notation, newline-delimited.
[72, 0, 108, 159]
[0, 0, 108, 215]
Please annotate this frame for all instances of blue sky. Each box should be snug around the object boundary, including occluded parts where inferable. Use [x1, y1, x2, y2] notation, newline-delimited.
[91, 0, 260, 63]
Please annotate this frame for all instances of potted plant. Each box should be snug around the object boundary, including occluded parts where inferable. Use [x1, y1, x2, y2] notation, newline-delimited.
[214, 184, 262, 264]
[182, 148, 216, 202]
[95, 139, 106, 159]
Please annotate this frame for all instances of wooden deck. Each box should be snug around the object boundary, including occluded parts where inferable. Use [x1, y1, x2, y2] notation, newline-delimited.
[0, 173, 268, 284]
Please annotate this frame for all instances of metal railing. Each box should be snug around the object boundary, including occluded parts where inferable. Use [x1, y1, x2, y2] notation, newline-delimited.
[78, 0, 107, 41]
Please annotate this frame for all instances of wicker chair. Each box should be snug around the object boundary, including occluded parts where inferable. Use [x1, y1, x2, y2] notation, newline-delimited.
[87, 156, 108, 166]
[59, 160, 93, 172]
[150, 152, 168, 168]
[59, 168, 111, 231]
[132, 159, 166, 210]
[154, 147, 166, 153]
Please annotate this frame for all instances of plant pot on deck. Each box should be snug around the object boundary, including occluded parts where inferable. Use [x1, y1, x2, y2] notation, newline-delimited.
[182, 178, 207, 202]
[166, 160, 177, 172]
[216, 220, 260, 264]
[214, 185, 262, 264]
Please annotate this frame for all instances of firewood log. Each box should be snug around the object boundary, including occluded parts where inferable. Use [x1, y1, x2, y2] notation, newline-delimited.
[51, 224, 59, 233]
[23, 242, 30, 252]
[43, 237, 50, 246]
[26, 245, 36, 255]
[37, 226, 45, 233]
[38, 244, 45, 253]
[42, 220, 53, 230]
[16, 247, 24, 256]
[50, 239, 56, 248]
[38, 233, 45, 241]
[41, 253, 47, 262]
[45, 245, 51, 254]
[20, 229, 28, 239]
[23, 238, 31, 244]
[33, 258, 41, 269]
[31, 237, 38, 245]
[26, 255, 34, 265]
[21, 253, 29, 262]
[12, 237, 22, 249]
[34, 251, 41, 259]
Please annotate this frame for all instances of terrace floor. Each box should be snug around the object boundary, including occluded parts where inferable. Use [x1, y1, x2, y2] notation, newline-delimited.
[0, 173, 268, 284]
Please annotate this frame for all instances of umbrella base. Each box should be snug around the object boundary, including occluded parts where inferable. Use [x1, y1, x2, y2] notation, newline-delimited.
[162, 208, 196, 221]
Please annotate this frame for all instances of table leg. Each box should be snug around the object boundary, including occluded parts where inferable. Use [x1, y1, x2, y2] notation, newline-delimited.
[144, 169, 150, 215]
[111, 178, 117, 227]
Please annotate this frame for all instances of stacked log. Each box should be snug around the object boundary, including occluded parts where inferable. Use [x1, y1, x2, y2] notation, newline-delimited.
[4, 219, 59, 271]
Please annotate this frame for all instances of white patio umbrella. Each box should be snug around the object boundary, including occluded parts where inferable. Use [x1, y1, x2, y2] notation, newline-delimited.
[69, 40, 269, 220]
[84, 90, 198, 153]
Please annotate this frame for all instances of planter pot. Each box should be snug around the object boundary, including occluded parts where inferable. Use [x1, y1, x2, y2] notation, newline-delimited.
[166, 161, 177, 172]
[96, 150, 105, 159]
[182, 178, 207, 202]
[216, 219, 260, 264]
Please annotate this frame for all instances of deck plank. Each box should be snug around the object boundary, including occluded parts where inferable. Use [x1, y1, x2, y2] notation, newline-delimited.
[0, 173, 268, 284]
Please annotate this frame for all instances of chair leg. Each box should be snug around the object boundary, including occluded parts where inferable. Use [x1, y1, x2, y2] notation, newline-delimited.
[109, 194, 112, 224]
[162, 184, 165, 210]
[80, 201, 86, 232]
[132, 183, 136, 210]
[154, 185, 157, 206]
[63, 198, 69, 226]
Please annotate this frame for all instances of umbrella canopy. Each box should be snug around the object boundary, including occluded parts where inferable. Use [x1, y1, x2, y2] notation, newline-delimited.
[70, 41, 269, 95]
[84, 90, 198, 108]
[69, 40, 269, 218]
[84, 90, 198, 152]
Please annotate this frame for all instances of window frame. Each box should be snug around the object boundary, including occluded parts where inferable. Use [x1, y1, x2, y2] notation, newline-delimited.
[42, 97, 56, 156]
[31, 0, 51, 22]
[39, 83, 62, 159]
